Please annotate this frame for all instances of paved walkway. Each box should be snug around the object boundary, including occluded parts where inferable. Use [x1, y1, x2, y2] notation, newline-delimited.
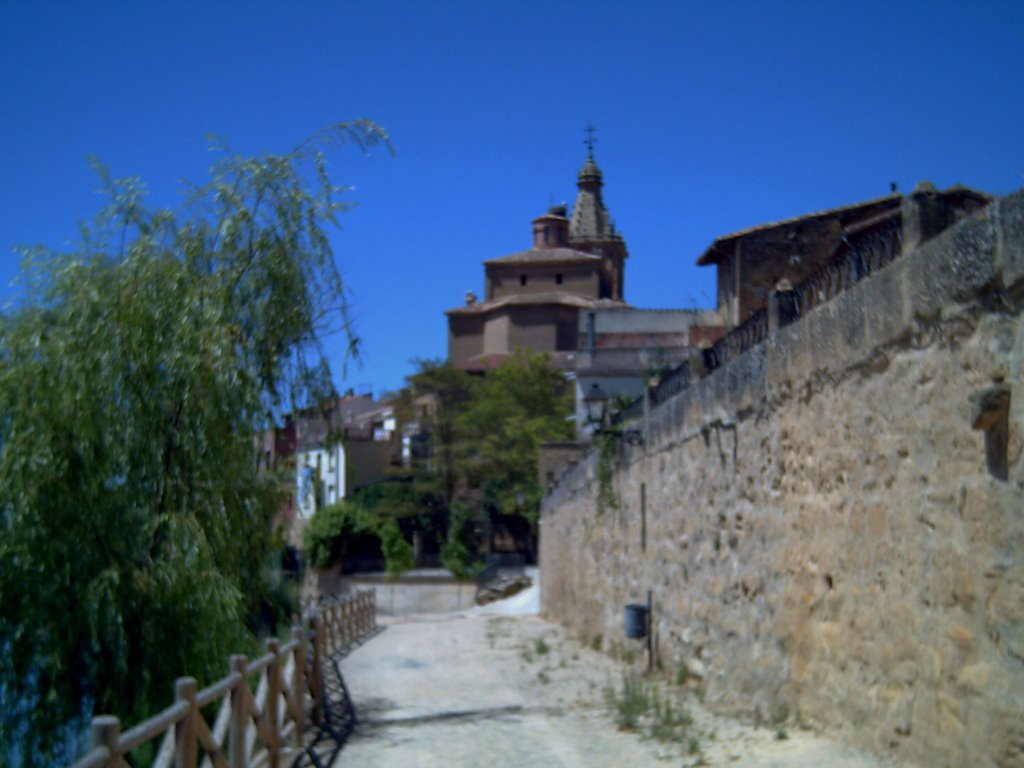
[334, 590, 898, 767]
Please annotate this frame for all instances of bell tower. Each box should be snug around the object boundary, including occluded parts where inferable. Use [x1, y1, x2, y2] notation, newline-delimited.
[568, 124, 628, 299]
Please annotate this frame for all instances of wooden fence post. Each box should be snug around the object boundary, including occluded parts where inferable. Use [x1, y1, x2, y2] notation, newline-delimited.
[229, 655, 248, 768]
[323, 603, 333, 655]
[291, 624, 306, 747]
[91, 716, 121, 768]
[265, 638, 281, 768]
[342, 599, 351, 647]
[174, 677, 198, 768]
[311, 614, 325, 725]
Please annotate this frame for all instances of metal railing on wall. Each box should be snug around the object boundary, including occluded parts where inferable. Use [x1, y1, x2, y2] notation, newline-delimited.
[608, 214, 906, 425]
[69, 591, 376, 768]
[702, 307, 768, 372]
[792, 214, 903, 320]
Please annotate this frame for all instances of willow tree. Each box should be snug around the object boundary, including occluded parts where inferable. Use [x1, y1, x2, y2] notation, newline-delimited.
[0, 121, 389, 762]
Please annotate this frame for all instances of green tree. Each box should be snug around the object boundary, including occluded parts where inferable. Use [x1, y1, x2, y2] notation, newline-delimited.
[379, 518, 414, 581]
[440, 501, 480, 580]
[302, 499, 374, 569]
[455, 349, 573, 526]
[303, 482, 420, 572]
[0, 121, 389, 762]
[403, 358, 475, 506]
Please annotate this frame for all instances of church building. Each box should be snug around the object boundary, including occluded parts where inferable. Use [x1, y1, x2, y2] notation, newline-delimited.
[445, 148, 630, 371]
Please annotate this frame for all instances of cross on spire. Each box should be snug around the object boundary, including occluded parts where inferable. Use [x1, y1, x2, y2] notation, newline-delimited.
[583, 122, 597, 158]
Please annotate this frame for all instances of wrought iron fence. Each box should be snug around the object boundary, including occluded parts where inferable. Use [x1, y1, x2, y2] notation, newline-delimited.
[703, 308, 767, 372]
[597, 212, 907, 426]
[650, 360, 692, 407]
[791, 214, 903, 322]
[612, 395, 645, 425]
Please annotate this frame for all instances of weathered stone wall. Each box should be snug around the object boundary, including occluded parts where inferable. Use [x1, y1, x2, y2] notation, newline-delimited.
[540, 190, 1024, 767]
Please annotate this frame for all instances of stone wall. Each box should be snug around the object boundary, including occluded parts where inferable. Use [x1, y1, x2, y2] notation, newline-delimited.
[540, 190, 1024, 767]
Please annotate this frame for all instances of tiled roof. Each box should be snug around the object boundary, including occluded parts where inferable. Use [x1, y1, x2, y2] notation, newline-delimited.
[446, 293, 628, 316]
[484, 247, 601, 266]
[697, 194, 902, 266]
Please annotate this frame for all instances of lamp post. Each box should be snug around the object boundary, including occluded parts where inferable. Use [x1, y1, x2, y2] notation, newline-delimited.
[583, 383, 610, 431]
[583, 383, 643, 445]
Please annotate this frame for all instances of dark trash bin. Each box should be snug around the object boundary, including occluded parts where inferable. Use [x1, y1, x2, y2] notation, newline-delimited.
[624, 603, 648, 638]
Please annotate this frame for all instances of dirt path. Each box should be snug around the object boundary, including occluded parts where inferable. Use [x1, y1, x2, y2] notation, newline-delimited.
[335, 608, 899, 767]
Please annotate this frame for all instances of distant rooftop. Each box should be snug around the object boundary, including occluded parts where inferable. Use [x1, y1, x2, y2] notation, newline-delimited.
[484, 247, 601, 266]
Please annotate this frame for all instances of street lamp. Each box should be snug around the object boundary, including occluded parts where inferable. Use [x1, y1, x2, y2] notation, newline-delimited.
[583, 383, 643, 445]
[583, 383, 610, 427]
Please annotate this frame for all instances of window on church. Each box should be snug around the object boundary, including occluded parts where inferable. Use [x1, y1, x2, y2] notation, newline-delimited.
[544, 226, 550, 244]
[520, 275, 527, 286]
[556, 274, 563, 285]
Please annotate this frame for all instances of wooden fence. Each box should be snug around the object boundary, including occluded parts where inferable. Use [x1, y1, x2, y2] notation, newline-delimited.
[69, 591, 376, 768]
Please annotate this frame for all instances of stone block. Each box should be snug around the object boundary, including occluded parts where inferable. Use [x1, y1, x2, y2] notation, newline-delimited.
[995, 187, 1024, 291]
[945, 621, 977, 652]
[905, 211, 998, 320]
[829, 288, 868, 364]
[771, 313, 812, 386]
[862, 256, 911, 348]
[814, 621, 840, 659]
[950, 556, 977, 612]
[918, 646, 943, 683]
[911, 688, 966, 765]
[866, 504, 888, 538]
[955, 662, 993, 695]
[993, 708, 1024, 768]
[986, 566, 1024, 624]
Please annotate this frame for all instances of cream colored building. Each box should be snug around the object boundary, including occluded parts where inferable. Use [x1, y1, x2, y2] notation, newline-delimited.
[445, 151, 629, 371]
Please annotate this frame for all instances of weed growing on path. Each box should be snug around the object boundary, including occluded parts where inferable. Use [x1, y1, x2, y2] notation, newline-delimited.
[604, 674, 701, 756]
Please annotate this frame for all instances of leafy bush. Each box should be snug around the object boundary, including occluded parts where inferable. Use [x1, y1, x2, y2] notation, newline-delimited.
[380, 518, 414, 581]
[440, 501, 480, 580]
[303, 500, 374, 569]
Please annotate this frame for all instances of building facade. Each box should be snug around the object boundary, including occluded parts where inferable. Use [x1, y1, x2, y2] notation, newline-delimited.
[445, 150, 630, 371]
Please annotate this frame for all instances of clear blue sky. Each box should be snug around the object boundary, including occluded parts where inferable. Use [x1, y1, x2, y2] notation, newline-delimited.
[2, 1, 1022, 396]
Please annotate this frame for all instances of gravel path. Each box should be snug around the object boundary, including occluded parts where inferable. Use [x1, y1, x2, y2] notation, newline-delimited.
[334, 588, 898, 767]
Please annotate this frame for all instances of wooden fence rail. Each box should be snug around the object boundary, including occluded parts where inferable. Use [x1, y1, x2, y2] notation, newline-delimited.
[68, 590, 376, 768]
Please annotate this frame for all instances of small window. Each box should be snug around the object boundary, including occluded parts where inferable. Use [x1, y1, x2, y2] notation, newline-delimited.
[544, 226, 551, 244]
[556, 274, 563, 285]
[520, 275, 527, 286]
